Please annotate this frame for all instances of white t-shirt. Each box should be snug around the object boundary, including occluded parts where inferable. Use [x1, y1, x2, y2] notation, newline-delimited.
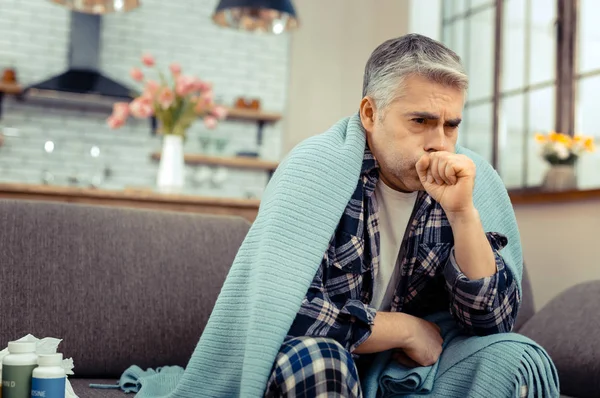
[370, 179, 418, 311]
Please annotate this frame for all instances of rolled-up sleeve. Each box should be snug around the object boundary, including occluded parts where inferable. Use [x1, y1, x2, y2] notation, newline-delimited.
[286, 261, 377, 353]
[444, 232, 520, 335]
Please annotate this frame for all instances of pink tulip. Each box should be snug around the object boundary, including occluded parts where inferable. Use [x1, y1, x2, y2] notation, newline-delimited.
[130, 67, 144, 82]
[194, 98, 206, 114]
[175, 75, 196, 97]
[204, 116, 218, 129]
[193, 79, 212, 92]
[158, 87, 175, 110]
[143, 80, 160, 98]
[107, 115, 125, 129]
[142, 53, 155, 67]
[129, 97, 154, 118]
[201, 89, 214, 106]
[211, 105, 228, 120]
[169, 63, 182, 76]
[112, 102, 130, 119]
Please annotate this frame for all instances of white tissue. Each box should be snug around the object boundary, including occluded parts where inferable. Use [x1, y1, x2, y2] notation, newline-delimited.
[0, 334, 78, 398]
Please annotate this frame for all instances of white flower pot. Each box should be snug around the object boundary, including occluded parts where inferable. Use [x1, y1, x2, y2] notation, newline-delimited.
[156, 135, 185, 193]
[542, 165, 577, 191]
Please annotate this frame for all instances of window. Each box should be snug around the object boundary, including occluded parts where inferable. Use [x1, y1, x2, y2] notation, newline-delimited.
[442, 0, 599, 190]
[442, 1, 496, 162]
[575, 0, 600, 189]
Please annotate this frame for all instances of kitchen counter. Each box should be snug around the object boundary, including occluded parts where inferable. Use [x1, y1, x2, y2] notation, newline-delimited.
[0, 183, 598, 223]
[0, 183, 261, 222]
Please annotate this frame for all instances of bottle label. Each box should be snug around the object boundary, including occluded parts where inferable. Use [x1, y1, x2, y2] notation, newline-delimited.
[31, 377, 65, 398]
[1, 364, 37, 398]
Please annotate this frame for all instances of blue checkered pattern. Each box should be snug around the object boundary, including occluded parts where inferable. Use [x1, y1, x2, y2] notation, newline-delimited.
[264, 337, 362, 398]
[265, 339, 530, 398]
[286, 147, 521, 355]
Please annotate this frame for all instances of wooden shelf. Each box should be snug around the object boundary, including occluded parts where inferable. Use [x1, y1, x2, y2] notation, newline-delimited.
[508, 187, 600, 205]
[0, 82, 22, 94]
[151, 153, 279, 172]
[224, 107, 281, 123]
[0, 84, 280, 122]
[0, 182, 260, 222]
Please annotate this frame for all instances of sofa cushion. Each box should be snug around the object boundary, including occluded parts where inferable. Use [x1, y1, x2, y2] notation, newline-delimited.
[519, 281, 600, 398]
[0, 200, 250, 378]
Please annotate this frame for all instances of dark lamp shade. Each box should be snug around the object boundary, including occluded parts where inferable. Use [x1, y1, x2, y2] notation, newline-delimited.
[212, 0, 299, 34]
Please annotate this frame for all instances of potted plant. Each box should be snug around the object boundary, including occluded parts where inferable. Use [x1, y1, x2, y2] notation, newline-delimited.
[107, 53, 227, 193]
[535, 131, 596, 191]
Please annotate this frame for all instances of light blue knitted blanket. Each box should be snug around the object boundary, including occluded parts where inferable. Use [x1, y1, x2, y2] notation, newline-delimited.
[362, 312, 559, 397]
[120, 114, 553, 397]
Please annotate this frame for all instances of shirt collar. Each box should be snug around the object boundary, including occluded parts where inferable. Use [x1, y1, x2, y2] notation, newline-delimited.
[361, 145, 379, 198]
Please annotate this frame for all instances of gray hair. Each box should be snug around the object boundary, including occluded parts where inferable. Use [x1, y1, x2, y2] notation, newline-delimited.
[362, 34, 468, 111]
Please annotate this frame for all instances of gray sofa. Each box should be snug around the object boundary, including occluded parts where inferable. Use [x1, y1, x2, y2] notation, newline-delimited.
[0, 200, 597, 397]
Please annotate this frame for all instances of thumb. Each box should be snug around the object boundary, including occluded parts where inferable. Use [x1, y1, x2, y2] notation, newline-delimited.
[415, 153, 430, 179]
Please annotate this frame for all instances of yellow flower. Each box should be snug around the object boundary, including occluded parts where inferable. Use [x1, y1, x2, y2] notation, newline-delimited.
[556, 134, 572, 148]
[584, 137, 596, 152]
[534, 133, 547, 143]
[546, 131, 572, 147]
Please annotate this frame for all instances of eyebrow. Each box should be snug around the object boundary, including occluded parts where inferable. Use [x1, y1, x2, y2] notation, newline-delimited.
[405, 111, 462, 126]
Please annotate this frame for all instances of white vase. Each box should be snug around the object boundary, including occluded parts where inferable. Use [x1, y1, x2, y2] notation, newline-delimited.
[542, 165, 577, 191]
[156, 134, 185, 193]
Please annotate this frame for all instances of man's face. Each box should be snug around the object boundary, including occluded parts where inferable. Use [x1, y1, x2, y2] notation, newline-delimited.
[361, 74, 465, 192]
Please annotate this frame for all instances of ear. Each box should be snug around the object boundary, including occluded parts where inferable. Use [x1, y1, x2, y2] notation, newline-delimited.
[359, 96, 377, 134]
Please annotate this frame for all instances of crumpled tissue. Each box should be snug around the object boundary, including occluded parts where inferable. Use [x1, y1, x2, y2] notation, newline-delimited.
[0, 334, 78, 398]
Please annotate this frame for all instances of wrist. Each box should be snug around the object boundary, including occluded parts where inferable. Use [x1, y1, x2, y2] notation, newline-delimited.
[394, 312, 415, 349]
[445, 205, 479, 225]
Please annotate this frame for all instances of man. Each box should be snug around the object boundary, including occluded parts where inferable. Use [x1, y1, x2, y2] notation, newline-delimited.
[264, 34, 520, 397]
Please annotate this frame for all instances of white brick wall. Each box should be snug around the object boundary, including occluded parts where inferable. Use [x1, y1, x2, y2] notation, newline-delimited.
[0, 0, 289, 198]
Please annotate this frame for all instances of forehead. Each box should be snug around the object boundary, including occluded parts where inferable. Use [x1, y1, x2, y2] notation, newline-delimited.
[395, 75, 465, 116]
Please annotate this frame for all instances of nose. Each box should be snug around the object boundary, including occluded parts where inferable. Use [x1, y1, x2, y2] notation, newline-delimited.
[424, 126, 446, 153]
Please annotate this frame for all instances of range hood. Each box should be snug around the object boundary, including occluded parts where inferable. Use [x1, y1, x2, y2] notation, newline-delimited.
[23, 11, 135, 107]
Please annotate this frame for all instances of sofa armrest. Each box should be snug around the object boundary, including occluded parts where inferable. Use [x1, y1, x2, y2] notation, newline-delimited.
[519, 281, 600, 398]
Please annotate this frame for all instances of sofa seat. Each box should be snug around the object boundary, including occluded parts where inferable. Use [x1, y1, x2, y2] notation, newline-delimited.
[71, 379, 123, 397]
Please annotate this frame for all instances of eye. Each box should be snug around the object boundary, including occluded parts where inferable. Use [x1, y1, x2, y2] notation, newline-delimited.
[445, 123, 459, 130]
[412, 118, 426, 124]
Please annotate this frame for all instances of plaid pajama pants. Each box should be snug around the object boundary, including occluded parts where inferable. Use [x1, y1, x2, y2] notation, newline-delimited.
[264, 337, 362, 398]
[265, 336, 530, 398]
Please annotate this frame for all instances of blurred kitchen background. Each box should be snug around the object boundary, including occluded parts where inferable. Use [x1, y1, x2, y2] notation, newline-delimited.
[0, 0, 599, 310]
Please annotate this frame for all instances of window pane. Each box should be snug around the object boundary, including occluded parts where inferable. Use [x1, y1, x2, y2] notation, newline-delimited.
[575, 76, 600, 189]
[502, 0, 526, 92]
[499, 94, 525, 188]
[467, 8, 495, 101]
[452, 19, 466, 61]
[529, 0, 556, 85]
[579, 0, 600, 73]
[463, 102, 494, 163]
[527, 87, 556, 187]
[470, 0, 494, 10]
[443, 23, 452, 46]
[444, 0, 468, 19]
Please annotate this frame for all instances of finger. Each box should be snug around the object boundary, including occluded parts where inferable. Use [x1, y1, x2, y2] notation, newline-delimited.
[429, 154, 443, 185]
[437, 156, 452, 185]
[415, 153, 430, 180]
[444, 160, 457, 185]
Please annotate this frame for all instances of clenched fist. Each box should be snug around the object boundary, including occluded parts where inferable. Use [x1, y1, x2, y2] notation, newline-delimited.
[415, 152, 476, 215]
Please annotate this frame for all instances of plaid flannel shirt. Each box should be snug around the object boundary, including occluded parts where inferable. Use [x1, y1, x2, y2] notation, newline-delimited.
[286, 147, 521, 353]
